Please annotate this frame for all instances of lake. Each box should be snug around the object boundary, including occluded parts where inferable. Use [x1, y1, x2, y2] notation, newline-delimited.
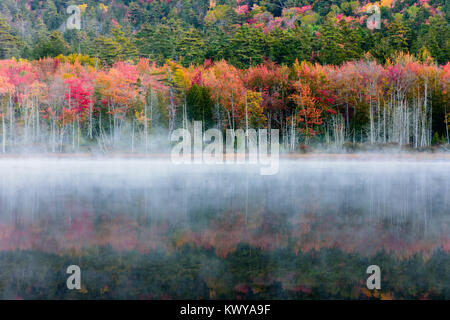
[0, 158, 448, 299]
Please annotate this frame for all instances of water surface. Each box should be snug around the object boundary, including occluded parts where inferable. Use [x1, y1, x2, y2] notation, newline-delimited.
[0, 158, 448, 299]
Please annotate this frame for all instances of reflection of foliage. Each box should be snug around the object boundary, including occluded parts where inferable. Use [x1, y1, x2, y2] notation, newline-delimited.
[0, 246, 447, 299]
[0, 161, 448, 299]
[0, 205, 448, 299]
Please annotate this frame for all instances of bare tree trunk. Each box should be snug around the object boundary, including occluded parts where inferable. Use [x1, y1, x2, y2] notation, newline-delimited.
[89, 101, 93, 139]
[131, 120, 135, 153]
[424, 81, 428, 146]
[8, 96, 13, 149]
[2, 106, 5, 153]
[36, 98, 40, 145]
[369, 98, 374, 144]
[445, 105, 449, 144]
[245, 92, 248, 150]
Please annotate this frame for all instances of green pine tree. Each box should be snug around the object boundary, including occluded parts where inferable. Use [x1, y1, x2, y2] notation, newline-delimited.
[0, 18, 20, 59]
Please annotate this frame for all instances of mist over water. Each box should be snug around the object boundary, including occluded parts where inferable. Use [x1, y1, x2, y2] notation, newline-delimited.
[0, 158, 449, 299]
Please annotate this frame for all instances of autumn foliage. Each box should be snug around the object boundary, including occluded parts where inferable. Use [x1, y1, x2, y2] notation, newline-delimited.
[0, 55, 448, 151]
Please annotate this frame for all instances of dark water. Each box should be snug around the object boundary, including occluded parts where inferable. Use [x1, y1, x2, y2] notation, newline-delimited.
[0, 159, 448, 299]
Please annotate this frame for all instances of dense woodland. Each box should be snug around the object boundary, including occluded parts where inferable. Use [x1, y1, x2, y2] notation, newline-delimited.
[0, 0, 449, 151]
[1, 0, 449, 66]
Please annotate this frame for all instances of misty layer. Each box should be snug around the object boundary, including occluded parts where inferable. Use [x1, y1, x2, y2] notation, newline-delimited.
[0, 159, 448, 299]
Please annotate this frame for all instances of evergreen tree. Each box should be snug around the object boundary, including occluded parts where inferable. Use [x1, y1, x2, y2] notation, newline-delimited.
[317, 18, 352, 65]
[0, 18, 19, 59]
[135, 19, 184, 64]
[387, 18, 410, 53]
[203, 27, 231, 62]
[268, 28, 312, 65]
[43, 0, 61, 30]
[228, 24, 267, 68]
[111, 25, 138, 62]
[33, 31, 71, 59]
[91, 36, 122, 65]
[177, 28, 206, 66]
[186, 84, 214, 130]
[415, 16, 450, 65]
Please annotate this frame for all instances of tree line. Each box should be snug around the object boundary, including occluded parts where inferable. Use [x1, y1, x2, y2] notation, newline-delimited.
[0, 54, 448, 153]
[0, 0, 448, 67]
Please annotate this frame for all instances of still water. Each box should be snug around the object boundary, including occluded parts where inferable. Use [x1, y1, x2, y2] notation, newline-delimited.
[0, 158, 448, 299]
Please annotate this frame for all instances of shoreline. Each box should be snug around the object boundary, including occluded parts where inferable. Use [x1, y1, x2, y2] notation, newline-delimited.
[1, 152, 450, 161]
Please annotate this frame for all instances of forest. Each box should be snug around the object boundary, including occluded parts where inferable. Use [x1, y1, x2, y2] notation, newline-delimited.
[0, 0, 449, 152]
[0, 0, 449, 66]
[0, 54, 448, 152]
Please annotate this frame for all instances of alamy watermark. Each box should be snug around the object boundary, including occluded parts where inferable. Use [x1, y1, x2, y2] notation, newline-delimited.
[67, 5, 81, 30]
[366, 265, 381, 290]
[170, 121, 280, 175]
[366, 5, 381, 30]
[66, 265, 81, 290]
